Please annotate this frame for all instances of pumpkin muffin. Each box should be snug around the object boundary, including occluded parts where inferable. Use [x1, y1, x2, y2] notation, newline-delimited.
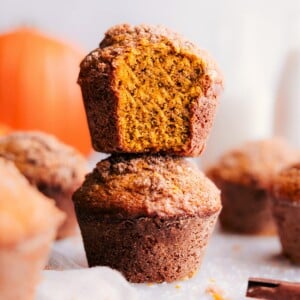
[206, 138, 299, 235]
[0, 131, 87, 239]
[0, 158, 64, 300]
[271, 163, 300, 264]
[73, 154, 221, 283]
[78, 24, 223, 156]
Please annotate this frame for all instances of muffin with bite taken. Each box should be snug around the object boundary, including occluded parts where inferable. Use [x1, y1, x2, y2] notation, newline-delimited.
[0, 131, 87, 239]
[78, 24, 223, 156]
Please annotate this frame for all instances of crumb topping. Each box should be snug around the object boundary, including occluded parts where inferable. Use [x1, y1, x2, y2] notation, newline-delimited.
[73, 154, 221, 218]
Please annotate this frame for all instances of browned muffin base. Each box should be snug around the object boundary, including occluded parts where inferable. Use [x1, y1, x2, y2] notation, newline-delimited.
[75, 211, 219, 283]
[273, 199, 300, 264]
[215, 180, 276, 235]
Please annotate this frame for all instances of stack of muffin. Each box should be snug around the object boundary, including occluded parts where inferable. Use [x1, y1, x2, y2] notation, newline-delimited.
[73, 24, 224, 283]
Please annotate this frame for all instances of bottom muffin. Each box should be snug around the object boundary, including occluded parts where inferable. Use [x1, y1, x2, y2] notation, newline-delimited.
[73, 154, 221, 283]
[271, 163, 300, 264]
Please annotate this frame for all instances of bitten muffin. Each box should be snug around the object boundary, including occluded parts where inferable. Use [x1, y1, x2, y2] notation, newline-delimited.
[73, 154, 221, 283]
[78, 24, 223, 156]
[0, 131, 87, 239]
[206, 138, 299, 235]
[271, 163, 300, 264]
[0, 158, 64, 300]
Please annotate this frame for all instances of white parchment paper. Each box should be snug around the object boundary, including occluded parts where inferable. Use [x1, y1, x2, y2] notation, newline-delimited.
[37, 226, 300, 300]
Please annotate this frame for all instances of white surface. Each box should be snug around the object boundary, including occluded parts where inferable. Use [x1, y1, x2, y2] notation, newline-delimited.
[38, 226, 300, 300]
[37, 268, 138, 300]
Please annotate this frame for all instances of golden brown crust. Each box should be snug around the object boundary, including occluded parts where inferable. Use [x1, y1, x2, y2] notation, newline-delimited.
[0, 158, 64, 247]
[73, 154, 221, 218]
[271, 163, 300, 202]
[206, 138, 299, 189]
[78, 24, 223, 156]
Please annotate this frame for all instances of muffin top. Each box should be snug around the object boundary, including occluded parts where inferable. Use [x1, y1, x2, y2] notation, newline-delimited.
[206, 138, 299, 189]
[271, 163, 300, 202]
[0, 158, 64, 247]
[80, 24, 223, 93]
[0, 131, 87, 193]
[73, 154, 221, 219]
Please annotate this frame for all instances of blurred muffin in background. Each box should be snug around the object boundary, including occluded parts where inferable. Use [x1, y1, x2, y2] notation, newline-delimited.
[206, 138, 299, 235]
[271, 163, 300, 264]
[0, 157, 64, 300]
[0, 131, 87, 239]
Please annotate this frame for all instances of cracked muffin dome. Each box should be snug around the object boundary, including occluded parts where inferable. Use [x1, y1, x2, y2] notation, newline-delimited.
[74, 154, 221, 218]
[78, 24, 223, 156]
[0, 131, 87, 239]
[73, 154, 221, 283]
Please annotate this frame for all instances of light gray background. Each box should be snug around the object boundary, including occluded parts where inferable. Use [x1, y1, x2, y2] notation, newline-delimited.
[1, 0, 300, 163]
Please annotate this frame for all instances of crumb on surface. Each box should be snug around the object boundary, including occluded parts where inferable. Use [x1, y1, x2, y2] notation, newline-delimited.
[232, 244, 241, 253]
[205, 283, 228, 300]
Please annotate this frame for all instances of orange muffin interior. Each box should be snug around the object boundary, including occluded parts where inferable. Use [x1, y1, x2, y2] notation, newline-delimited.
[114, 40, 205, 152]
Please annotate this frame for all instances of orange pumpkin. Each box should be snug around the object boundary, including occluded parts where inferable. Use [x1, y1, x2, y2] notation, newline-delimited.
[0, 123, 11, 136]
[0, 28, 91, 155]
